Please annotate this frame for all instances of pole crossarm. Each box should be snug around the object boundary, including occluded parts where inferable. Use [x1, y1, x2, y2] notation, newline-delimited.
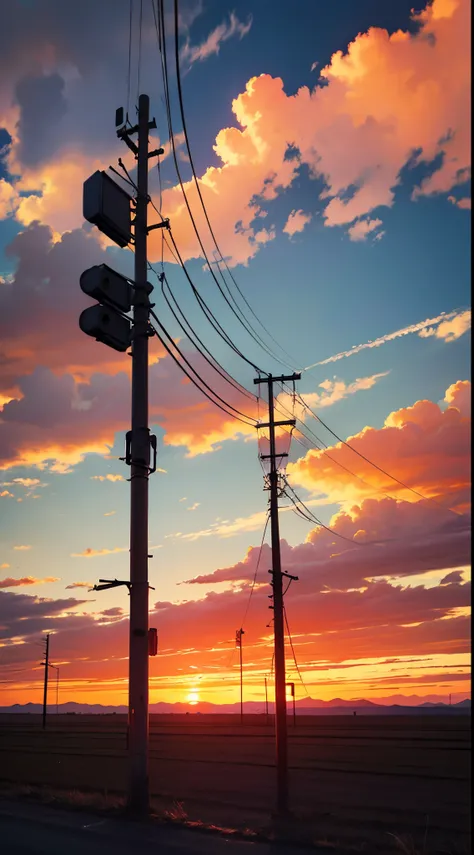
[254, 374, 301, 385]
[258, 420, 296, 429]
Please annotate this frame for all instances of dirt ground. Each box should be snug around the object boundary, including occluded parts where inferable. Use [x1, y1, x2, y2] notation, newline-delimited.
[0, 713, 470, 852]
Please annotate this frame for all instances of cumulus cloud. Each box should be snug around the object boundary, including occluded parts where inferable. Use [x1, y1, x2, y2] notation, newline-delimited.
[288, 380, 471, 509]
[301, 372, 389, 410]
[304, 308, 470, 370]
[282, 209, 312, 237]
[180, 12, 253, 66]
[444, 379, 470, 415]
[0, 178, 18, 218]
[419, 309, 471, 342]
[448, 194, 471, 209]
[347, 217, 383, 242]
[0, 576, 59, 588]
[2, 0, 468, 265]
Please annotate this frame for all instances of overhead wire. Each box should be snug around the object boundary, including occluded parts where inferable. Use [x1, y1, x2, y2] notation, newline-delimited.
[126, 0, 133, 120]
[155, 0, 288, 373]
[293, 391, 463, 517]
[148, 308, 258, 425]
[240, 511, 270, 631]
[172, 0, 299, 372]
[156, 268, 256, 402]
[165, 229, 264, 372]
[137, 0, 143, 104]
[284, 606, 310, 698]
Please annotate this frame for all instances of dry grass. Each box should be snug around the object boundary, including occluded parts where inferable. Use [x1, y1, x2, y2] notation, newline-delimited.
[0, 781, 468, 854]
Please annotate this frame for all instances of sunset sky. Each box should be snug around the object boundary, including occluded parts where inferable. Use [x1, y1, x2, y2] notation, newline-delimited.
[0, 0, 470, 709]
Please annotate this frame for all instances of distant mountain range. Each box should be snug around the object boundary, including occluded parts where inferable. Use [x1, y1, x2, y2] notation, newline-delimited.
[0, 697, 470, 716]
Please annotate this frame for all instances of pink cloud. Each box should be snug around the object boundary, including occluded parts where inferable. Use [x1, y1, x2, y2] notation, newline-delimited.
[0, 576, 59, 588]
[282, 209, 312, 237]
[1, 0, 469, 265]
[288, 381, 471, 508]
[347, 217, 383, 242]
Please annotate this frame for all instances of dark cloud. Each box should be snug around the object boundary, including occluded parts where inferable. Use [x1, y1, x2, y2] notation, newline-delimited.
[15, 73, 68, 166]
[0, 590, 87, 639]
[440, 570, 464, 585]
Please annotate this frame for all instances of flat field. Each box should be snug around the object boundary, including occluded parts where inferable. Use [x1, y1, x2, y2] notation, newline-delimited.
[0, 714, 470, 851]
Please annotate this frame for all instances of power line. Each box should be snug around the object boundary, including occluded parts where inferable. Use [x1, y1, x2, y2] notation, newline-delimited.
[154, 0, 285, 372]
[148, 308, 257, 423]
[165, 229, 264, 372]
[126, 0, 133, 120]
[284, 606, 310, 698]
[172, 0, 297, 372]
[154, 266, 257, 403]
[294, 392, 463, 517]
[240, 510, 270, 631]
[147, 313, 257, 428]
[282, 479, 368, 546]
[137, 0, 143, 105]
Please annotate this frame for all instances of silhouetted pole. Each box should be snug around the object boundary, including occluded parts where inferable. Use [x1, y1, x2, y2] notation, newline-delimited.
[254, 371, 301, 816]
[42, 634, 50, 730]
[236, 628, 244, 723]
[264, 675, 269, 717]
[127, 93, 153, 815]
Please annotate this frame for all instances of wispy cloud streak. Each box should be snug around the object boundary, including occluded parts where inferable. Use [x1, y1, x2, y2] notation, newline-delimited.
[303, 309, 471, 370]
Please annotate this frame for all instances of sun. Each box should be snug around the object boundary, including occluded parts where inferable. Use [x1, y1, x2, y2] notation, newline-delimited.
[187, 690, 199, 705]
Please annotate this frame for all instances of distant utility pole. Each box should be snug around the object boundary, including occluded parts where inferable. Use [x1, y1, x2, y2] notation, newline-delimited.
[80, 94, 165, 815]
[236, 628, 245, 723]
[42, 634, 50, 730]
[49, 663, 59, 716]
[254, 372, 301, 816]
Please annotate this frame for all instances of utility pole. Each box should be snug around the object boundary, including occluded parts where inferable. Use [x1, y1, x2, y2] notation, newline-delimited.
[236, 628, 244, 724]
[127, 93, 153, 815]
[81, 95, 164, 815]
[254, 372, 301, 816]
[42, 634, 50, 730]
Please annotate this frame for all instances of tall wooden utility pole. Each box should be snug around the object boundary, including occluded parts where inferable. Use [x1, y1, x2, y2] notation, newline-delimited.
[81, 94, 164, 816]
[126, 92, 152, 815]
[254, 372, 300, 815]
[42, 633, 50, 730]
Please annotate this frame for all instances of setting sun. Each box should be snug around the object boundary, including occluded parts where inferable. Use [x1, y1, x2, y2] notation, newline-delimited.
[187, 691, 200, 705]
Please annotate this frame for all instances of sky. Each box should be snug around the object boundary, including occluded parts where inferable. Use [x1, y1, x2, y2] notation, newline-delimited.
[0, 0, 471, 709]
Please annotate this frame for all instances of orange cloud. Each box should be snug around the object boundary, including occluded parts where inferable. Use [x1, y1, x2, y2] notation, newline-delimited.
[65, 581, 93, 589]
[1, 0, 469, 267]
[282, 209, 312, 237]
[70, 547, 128, 558]
[288, 380, 471, 508]
[91, 475, 125, 482]
[0, 576, 59, 588]
[13, 545, 32, 551]
[347, 217, 383, 242]
[151, 0, 469, 262]
[419, 310, 471, 342]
